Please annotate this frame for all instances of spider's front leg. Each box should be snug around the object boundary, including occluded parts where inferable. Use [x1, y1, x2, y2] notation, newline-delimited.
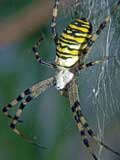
[68, 78, 98, 160]
[2, 77, 55, 147]
[68, 78, 120, 158]
[9, 96, 47, 149]
[2, 88, 31, 122]
[10, 97, 33, 135]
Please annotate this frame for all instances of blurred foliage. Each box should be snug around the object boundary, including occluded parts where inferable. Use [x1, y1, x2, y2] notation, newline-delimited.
[0, 0, 39, 18]
[0, 1, 120, 160]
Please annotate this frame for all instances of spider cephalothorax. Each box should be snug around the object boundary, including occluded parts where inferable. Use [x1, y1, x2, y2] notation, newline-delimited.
[2, 0, 120, 160]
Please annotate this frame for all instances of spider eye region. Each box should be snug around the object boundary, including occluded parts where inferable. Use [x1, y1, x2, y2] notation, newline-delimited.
[55, 70, 74, 90]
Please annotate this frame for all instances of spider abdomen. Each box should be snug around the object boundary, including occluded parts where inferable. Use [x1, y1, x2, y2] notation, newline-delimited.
[55, 18, 92, 68]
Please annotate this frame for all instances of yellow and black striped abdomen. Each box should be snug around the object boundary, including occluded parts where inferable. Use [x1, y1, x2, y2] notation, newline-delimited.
[55, 18, 92, 68]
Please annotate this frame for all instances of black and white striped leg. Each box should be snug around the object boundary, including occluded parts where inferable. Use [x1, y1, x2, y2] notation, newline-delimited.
[72, 102, 98, 160]
[6, 77, 55, 147]
[32, 38, 56, 68]
[9, 96, 46, 149]
[2, 77, 55, 120]
[51, 0, 59, 43]
[83, 0, 120, 55]
[78, 56, 111, 70]
[69, 79, 120, 157]
[10, 96, 32, 126]
[9, 77, 55, 126]
[68, 79, 98, 160]
[72, 100, 120, 157]
[2, 88, 31, 121]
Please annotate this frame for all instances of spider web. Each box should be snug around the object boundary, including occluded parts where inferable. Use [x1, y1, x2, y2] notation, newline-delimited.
[60, 0, 120, 159]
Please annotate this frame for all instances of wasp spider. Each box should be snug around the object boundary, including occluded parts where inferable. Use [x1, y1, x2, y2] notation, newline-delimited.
[2, 0, 120, 159]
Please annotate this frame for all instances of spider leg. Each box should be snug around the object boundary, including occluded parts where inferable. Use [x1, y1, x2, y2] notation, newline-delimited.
[2, 77, 55, 120]
[10, 98, 46, 149]
[68, 78, 98, 160]
[51, 0, 59, 44]
[68, 79, 120, 157]
[83, 0, 120, 55]
[78, 56, 114, 70]
[32, 37, 56, 69]
[2, 88, 31, 122]
[8, 77, 55, 147]
[80, 117, 120, 157]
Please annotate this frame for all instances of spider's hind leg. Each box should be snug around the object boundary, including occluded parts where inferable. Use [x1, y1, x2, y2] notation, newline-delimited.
[84, 0, 120, 55]
[32, 37, 56, 68]
[51, 0, 59, 43]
